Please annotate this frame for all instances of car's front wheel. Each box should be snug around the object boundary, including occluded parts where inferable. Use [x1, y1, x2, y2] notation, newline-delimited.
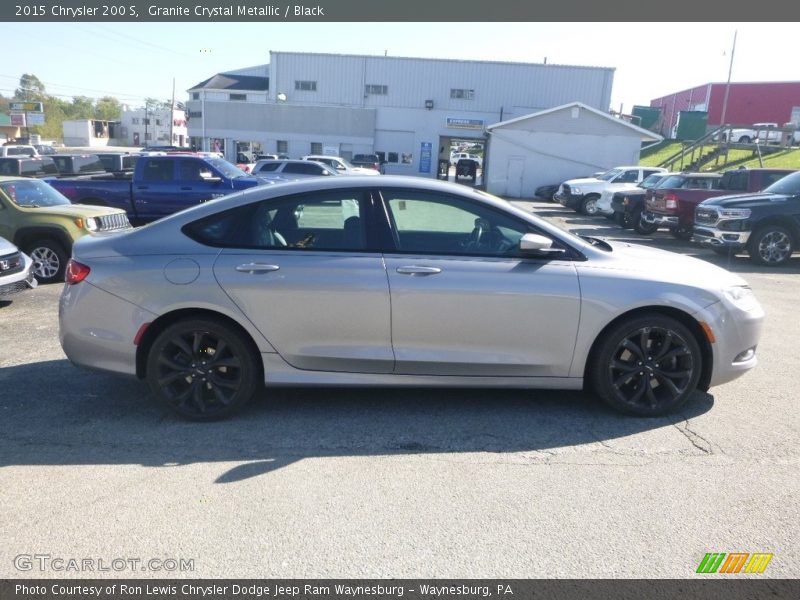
[591, 314, 702, 416]
[581, 194, 601, 215]
[26, 239, 68, 283]
[145, 318, 260, 420]
[748, 225, 794, 266]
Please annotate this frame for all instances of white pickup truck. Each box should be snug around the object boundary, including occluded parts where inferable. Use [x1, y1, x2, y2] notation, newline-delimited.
[555, 166, 667, 215]
[724, 123, 800, 144]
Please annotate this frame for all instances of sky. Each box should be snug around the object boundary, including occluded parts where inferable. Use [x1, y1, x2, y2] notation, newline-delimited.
[1, 22, 798, 113]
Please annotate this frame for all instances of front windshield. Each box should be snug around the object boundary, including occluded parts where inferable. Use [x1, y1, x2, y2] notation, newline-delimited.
[0, 180, 71, 207]
[763, 170, 800, 195]
[205, 157, 250, 179]
[337, 157, 356, 169]
[598, 169, 622, 181]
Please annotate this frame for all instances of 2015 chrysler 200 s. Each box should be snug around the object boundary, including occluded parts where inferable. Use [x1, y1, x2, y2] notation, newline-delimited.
[59, 176, 764, 420]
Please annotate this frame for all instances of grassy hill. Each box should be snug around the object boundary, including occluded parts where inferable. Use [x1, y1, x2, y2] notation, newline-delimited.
[641, 142, 800, 171]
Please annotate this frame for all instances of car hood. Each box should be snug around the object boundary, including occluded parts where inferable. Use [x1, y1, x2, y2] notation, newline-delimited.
[700, 192, 786, 208]
[25, 204, 127, 217]
[0, 236, 19, 254]
[583, 239, 748, 289]
[564, 177, 602, 186]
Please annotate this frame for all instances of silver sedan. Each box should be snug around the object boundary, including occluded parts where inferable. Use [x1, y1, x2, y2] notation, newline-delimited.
[59, 176, 764, 420]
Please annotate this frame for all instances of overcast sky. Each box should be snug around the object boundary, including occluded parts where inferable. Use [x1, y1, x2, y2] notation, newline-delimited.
[1, 22, 796, 112]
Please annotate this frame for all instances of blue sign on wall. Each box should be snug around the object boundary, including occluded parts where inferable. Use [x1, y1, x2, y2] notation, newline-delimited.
[446, 117, 484, 129]
[419, 142, 432, 173]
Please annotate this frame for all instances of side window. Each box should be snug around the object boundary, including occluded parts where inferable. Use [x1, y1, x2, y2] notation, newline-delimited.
[382, 191, 532, 256]
[141, 159, 175, 182]
[185, 191, 367, 251]
[284, 163, 320, 175]
[255, 162, 280, 173]
[762, 173, 787, 188]
[179, 160, 213, 181]
[618, 170, 639, 183]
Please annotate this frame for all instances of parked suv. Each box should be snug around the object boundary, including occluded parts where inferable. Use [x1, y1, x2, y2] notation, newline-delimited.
[0, 177, 131, 283]
[555, 166, 667, 215]
[251, 159, 339, 182]
[351, 154, 384, 173]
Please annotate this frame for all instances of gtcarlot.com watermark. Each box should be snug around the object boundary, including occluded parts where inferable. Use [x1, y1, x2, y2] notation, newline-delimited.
[14, 554, 195, 573]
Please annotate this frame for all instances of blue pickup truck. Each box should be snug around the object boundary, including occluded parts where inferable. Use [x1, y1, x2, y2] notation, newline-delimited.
[48, 154, 263, 224]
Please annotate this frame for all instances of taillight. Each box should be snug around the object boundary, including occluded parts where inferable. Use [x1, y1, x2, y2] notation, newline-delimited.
[664, 193, 678, 210]
[65, 259, 91, 284]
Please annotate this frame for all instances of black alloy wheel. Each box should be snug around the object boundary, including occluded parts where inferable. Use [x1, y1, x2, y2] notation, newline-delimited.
[146, 318, 259, 420]
[592, 314, 702, 416]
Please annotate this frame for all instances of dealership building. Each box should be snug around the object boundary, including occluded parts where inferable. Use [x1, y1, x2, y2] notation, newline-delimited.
[186, 51, 618, 183]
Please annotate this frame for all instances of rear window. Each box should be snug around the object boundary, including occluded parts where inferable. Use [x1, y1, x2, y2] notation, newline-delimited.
[21, 158, 58, 176]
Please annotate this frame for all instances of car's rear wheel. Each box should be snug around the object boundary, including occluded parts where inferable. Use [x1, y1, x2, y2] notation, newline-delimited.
[581, 194, 601, 215]
[26, 239, 68, 283]
[591, 314, 702, 416]
[748, 225, 794, 266]
[738, 135, 752, 144]
[146, 318, 260, 420]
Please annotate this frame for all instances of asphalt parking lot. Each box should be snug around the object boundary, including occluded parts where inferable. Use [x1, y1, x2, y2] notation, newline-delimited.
[1, 199, 798, 578]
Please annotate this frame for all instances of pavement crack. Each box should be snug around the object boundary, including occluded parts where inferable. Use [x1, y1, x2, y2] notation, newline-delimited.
[671, 415, 714, 454]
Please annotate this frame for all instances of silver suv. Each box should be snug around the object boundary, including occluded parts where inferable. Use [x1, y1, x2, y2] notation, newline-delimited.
[251, 159, 339, 183]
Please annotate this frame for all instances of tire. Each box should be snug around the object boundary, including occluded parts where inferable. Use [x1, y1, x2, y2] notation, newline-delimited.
[633, 210, 658, 235]
[711, 246, 737, 257]
[26, 239, 68, 283]
[581, 194, 601, 215]
[614, 211, 633, 229]
[591, 313, 702, 417]
[738, 135, 752, 144]
[748, 225, 795, 266]
[145, 318, 260, 420]
[669, 227, 693, 241]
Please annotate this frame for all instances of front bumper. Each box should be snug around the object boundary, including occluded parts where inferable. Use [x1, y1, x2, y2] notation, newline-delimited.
[0, 257, 37, 297]
[692, 226, 751, 250]
[554, 192, 583, 210]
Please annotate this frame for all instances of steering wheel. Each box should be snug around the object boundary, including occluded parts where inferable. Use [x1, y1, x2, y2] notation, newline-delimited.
[464, 218, 491, 251]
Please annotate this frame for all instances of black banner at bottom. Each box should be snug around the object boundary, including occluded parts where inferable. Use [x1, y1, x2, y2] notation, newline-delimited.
[2, 580, 799, 600]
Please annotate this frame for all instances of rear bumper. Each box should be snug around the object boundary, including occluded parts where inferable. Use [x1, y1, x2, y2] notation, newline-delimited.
[642, 211, 679, 228]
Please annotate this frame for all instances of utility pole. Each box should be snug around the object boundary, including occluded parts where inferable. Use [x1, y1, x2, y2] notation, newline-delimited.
[719, 30, 737, 129]
[144, 101, 149, 147]
[170, 77, 176, 146]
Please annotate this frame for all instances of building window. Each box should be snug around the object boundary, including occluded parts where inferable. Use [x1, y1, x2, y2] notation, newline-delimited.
[131, 118, 139, 125]
[295, 80, 317, 92]
[229, 93, 247, 101]
[365, 84, 388, 95]
[450, 88, 475, 100]
[277, 140, 288, 153]
[145, 133, 152, 141]
[192, 92, 200, 100]
[155, 119, 162, 126]
[310, 142, 323, 154]
[387, 152, 399, 163]
[143, 118, 150, 125]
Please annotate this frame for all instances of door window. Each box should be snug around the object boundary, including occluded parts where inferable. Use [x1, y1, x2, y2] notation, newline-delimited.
[141, 159, 175, 182]
[185, 191, 367, 251]
[382, 191, 535, 256]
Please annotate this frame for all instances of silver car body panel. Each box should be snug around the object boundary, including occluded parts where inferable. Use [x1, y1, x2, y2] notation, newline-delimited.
[59, 176, 764, 393]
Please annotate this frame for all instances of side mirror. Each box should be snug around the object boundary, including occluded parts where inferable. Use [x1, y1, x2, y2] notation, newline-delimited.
[520, 233, 564, 254]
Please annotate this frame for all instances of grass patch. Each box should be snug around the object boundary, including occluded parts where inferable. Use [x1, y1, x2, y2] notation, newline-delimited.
[640, 142, 800, 172]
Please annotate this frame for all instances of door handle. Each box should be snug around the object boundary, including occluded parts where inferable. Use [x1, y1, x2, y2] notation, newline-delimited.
[396, 266, 442, 275]
[235, 263, 280, 273]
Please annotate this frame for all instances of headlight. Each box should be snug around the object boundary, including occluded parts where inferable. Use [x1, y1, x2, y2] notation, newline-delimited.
[571, 187, 581, 195]
[723, 285, 760, 312]
[85, 217, 99, 231]
[717, 208, 751, 219]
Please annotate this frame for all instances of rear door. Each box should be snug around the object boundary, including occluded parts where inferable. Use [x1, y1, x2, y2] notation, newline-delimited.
[209, 188, 393, 373]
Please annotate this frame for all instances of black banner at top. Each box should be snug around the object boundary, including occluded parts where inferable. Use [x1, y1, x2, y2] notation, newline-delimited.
[2, 0, 800, 22]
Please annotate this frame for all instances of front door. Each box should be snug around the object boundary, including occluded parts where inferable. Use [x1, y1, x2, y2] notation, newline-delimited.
[380, 189, 581, 377]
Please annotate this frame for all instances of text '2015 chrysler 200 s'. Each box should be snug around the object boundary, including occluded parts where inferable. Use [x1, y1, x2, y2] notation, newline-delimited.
[59, 176, 765, 420]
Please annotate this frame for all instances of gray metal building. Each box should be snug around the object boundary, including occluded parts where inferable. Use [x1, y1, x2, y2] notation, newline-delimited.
[186, 51, 615, 177]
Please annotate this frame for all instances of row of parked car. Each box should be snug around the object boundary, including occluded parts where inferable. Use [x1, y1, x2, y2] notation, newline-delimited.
[546, 165, 799, 266]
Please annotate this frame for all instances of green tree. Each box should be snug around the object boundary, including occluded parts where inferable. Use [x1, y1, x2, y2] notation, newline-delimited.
[95, 96, 122, 120]
[67, 96, 95, 120]
[15, 73, 46, 101]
